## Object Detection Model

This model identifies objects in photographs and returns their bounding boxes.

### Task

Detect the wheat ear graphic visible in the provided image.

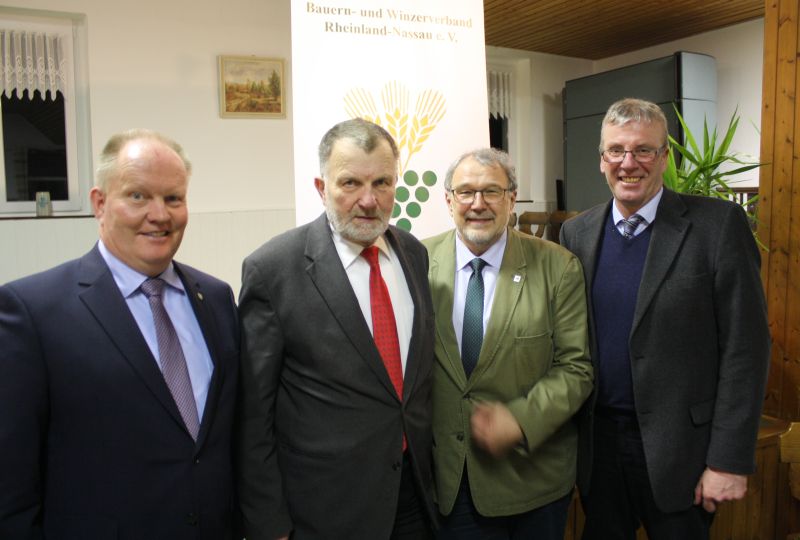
[343,88,381,126]
[381,82,410,159]
[404,89,446,173]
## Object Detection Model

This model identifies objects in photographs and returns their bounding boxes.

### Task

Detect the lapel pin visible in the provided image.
[513,274,522,283]
[197,292,204,301]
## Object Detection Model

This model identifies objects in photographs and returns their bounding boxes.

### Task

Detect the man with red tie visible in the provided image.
[237,118,437,539]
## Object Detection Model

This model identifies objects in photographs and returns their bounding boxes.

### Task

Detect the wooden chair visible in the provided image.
[507,212,518,229]
[781,421,800,540]
[548,210,580,244]
[517,211,549,238]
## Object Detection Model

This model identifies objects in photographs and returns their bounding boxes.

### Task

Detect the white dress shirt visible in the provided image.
[330,229,415,373]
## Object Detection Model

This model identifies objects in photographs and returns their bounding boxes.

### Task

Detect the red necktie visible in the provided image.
[361,246,406,451]
[361,246,404,398]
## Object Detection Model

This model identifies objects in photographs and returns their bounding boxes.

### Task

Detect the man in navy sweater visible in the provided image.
[560,98,770,540]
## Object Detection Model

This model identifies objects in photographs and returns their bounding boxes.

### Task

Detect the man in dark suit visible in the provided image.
[236,118,436,539]
[560,98,770,540]
[0,129,239,540]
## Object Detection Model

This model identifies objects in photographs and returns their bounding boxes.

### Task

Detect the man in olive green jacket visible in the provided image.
[423,148,592,539]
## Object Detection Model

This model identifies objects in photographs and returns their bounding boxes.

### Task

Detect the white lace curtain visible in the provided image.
[0,29,66,100]
[488,69,512,119]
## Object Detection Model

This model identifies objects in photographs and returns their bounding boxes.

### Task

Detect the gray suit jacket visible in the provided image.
[560,189,770,512]
[236,213,436,539]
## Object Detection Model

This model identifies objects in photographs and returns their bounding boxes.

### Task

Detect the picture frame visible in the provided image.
[218,55,285,118]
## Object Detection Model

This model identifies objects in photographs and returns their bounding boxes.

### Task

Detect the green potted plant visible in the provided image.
[663,104,761,203]
[662,105,764,245]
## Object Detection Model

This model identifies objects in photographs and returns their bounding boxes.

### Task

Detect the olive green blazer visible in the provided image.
[423,227,593,517]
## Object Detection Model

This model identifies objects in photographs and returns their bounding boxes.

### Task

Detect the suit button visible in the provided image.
[194,458,201,464]
[456,432,465,441]
[186,512,198,526]
[464,393,472,400]
[392,461,402,471]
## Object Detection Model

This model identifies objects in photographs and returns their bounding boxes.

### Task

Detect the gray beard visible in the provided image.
[325,206,389,246]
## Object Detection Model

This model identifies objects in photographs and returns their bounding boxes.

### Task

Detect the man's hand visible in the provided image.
[470,401,523,457]
[693,467,748,512]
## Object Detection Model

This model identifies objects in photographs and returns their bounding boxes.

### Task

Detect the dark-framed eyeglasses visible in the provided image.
[601,146,665,163]
[448,188,510,204]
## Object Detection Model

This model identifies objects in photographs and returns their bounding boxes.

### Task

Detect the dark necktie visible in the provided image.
[361,247,404,400]
[140,278,200,441]
[462,258,486,378]
[621,213,645,239]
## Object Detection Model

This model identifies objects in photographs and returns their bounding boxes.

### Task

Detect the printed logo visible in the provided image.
[344,81,446,231]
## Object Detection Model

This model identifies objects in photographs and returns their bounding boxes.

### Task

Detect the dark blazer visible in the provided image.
[0,245,240,540]
[236,213,436,540]
[560,189,770,513]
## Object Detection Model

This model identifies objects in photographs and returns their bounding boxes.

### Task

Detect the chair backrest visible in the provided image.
[508,212,518,229]
[517,211,549,238]
[548,210,581,243]
[780,421,800,500]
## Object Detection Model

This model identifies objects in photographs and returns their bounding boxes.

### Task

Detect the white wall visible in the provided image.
[486,47,591,210]
[0,6,765,293]
[487,18,765,211]
[0,0,297,295]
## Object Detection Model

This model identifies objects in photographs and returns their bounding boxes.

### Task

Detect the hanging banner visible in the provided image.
[291,0,489,237]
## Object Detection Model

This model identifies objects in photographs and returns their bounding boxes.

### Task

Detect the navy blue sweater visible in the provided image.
[592,213,652,411]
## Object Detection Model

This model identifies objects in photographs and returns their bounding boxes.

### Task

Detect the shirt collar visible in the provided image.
[97,240,185,298]
[455,227,507,271]
[611,187,663,226]
[329,225,391,269]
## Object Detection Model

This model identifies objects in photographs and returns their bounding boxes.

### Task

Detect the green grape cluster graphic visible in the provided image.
[393,169,438,232]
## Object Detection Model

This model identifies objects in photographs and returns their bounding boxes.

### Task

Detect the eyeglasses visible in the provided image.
[448,188,510,204]
[601,146,665,163]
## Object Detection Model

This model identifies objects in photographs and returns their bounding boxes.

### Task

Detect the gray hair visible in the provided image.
[95,129,192,190]
[444,148,518,191]
[318,118,399,178]
[599,98,668,151]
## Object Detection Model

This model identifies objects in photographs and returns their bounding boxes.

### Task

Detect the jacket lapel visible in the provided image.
[77,247,187,433]
[175,263,226,447]
[631,189,690,334]
[574,202,610,296]
[304,214,400,400]
[427,230,466,389]
[385,227,423,401]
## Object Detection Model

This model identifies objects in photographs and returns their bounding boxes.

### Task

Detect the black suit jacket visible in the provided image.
[236,213,436,539]
[0,246,239,539]
[560,189,770,512]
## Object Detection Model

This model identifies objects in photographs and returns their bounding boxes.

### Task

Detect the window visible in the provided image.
[487,69,511,152]
[0,8,91,215]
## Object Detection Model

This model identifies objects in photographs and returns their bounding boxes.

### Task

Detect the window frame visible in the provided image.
[0,8,92,216]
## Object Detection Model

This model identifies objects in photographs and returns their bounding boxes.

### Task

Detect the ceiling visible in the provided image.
[483,0,765,60]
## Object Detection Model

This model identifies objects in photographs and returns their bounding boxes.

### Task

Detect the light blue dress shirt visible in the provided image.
[98,241,214,421]
[611,187,663,236]
[452,228,508,354]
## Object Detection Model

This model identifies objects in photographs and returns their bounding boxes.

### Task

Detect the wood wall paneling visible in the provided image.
[760,0,800,535]
[760,0,799,421]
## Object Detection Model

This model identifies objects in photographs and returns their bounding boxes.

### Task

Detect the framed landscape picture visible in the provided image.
[218,55,285,118]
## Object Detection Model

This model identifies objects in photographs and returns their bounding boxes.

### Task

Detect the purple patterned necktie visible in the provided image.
[140,278,200,441]
[621,214,645,239]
